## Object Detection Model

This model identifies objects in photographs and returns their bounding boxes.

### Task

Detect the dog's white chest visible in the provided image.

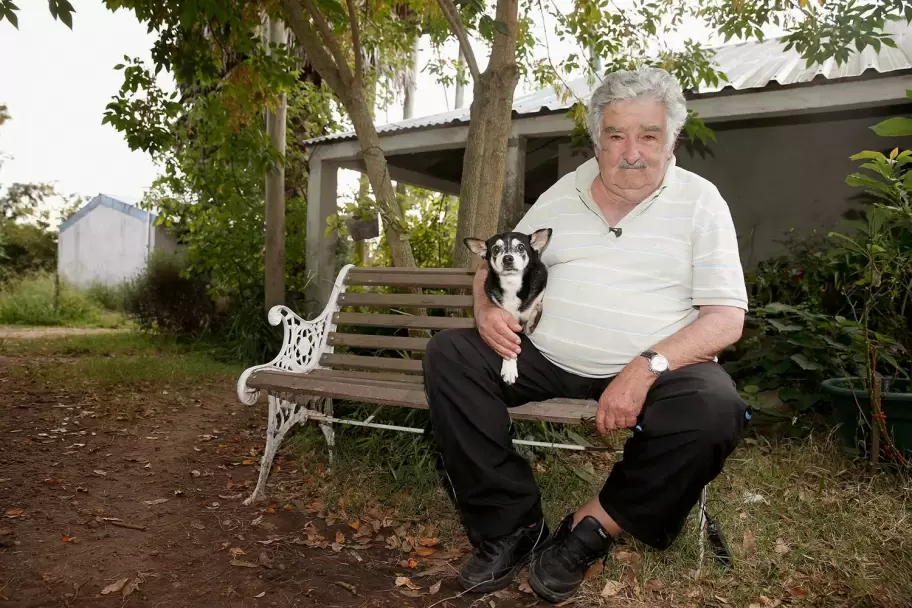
[499,275,524,317]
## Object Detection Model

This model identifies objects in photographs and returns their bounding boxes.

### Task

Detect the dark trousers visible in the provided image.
[422,328,750,550]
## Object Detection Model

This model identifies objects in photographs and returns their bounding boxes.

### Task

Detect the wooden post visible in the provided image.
[304,157,339,317]
[265,17,287,313]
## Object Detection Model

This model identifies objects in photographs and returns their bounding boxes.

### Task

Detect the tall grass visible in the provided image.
[0,272,125,327]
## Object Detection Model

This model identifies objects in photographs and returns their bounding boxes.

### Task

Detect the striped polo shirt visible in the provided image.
[513,155,748,378]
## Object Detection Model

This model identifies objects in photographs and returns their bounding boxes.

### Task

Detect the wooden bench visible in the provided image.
[236,264,730,569]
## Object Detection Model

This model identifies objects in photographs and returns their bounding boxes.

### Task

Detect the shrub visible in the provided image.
[123,250,217,338]
[85,282,128,312]
[0,272,103,326]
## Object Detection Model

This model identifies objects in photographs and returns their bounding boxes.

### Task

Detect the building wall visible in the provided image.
[554,108,912,268]
[58,204,154,288]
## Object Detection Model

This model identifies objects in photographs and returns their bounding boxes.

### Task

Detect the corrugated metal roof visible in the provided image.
[308,19,912,145]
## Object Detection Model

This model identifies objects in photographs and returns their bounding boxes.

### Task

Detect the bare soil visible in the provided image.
[0,327,127,340]
[0,356,546,608]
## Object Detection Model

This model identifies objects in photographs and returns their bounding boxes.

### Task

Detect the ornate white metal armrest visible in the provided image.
[236,264,354,405]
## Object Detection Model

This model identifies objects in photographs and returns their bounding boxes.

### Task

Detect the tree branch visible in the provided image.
[280,0,349,94]
[436,0,481,81]
[298,0,355,85]
[345,0,364,84]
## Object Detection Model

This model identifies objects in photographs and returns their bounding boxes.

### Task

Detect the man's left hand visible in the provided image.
[596,365,653,434]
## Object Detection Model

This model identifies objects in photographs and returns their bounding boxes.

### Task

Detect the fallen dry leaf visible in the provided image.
[93,470,107,476]
[4,509,25,519]
[645,579,665,593]
[395,576,420,590]
[787,586,809,599]
[254,591,265,598]
[429,580,442,595]
[775,538,790,555]
[143,498,169,506]
[415,546,435,557]
[229,547,247,557]
[600,580,625,597]
[334,581,357,595]
[100,578,129,595]
[335,530,345,544]
[122,577,142,598]
[518,581,533,594]
[230,559,258,568]
[742,529,756,556]
[348,520,360,531]
[283,504,295,512]
[585,561,604,579]
[264,504,276,514]
[418,537,439,547]
[61,535,75,543]
[242,458,256,465]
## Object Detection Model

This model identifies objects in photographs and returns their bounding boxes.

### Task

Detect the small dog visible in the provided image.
[464,228,552,385]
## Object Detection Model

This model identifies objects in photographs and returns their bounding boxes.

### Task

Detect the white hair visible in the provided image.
[587,67,688,151]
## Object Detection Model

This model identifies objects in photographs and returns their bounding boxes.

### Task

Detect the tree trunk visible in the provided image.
[451,0,520,268]
[345,88,418,268]
[265,17,287,311]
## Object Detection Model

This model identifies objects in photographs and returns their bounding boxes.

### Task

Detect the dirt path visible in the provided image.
[0,356,548,608]
[0,327,128,340]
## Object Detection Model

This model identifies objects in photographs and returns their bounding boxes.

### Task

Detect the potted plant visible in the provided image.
[821,120,912,465]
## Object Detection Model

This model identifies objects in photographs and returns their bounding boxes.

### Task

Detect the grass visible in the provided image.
[2,331,910,607]
[0,330,242,390]
[0,272,128,327]
[281,404,912,607]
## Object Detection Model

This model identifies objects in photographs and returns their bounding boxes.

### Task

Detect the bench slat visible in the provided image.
[348,267,475,275]
[309,369,424,384]
[332,312,474,330]
[247,372,598,424]
[346,271,474,289]
[320,353,423,373]
[339,293,473,309]
[327,332,429,351]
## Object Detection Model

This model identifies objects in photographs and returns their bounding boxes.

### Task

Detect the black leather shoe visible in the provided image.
[458,519,550,593]
[529,514,614,603]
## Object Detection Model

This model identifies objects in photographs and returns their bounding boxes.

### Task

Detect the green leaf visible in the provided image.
[871,116,912,137]
[493,19,509,36]
[766,318,802,332]
[790,353,823,371]
[849,150,885,161]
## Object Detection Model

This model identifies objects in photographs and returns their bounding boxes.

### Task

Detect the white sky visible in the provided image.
[0,0,781,217]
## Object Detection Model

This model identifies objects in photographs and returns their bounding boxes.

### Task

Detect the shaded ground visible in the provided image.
[1,332,911,608]
[0,353,521,608]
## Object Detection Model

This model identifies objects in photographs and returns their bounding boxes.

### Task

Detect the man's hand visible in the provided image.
[478,306,522,359]
[596,363,653,433]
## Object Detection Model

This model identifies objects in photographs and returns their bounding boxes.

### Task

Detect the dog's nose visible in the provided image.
[503,255,514,265]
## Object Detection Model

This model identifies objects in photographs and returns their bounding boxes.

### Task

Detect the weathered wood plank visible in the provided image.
[327,332,429,351]
[346,267,475,275]
[320,353,424,373]
[309,369,424,384]
[332,312,474,330]
[346,270,475,289]
[339,293,473,309]
[247,371,599,424]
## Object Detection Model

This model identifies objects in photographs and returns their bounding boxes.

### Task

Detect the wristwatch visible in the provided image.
[639,350,669,377]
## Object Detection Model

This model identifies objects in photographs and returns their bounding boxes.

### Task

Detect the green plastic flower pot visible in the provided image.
[821,377,912,460]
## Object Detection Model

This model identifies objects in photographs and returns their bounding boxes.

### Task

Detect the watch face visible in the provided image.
[651,354,669,372]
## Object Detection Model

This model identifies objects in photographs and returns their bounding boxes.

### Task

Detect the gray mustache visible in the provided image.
[618,160,648,169]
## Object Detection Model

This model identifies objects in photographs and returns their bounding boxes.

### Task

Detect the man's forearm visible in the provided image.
[622,306,744,383]
[472,265,493,320]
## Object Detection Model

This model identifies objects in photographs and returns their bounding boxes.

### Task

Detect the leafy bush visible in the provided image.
[85,282,128,312]
[0,221,57,284]
[123,250,217,338]
[0,272,104,326]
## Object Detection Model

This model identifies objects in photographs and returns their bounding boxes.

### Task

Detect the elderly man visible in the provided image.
[421,67,750,604]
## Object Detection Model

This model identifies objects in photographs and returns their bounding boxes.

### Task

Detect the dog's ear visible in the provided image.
[463,237,488,259]
[530,228,552,253]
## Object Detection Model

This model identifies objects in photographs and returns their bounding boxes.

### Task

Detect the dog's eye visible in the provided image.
[492,246,501,254]
[516,244,525,252]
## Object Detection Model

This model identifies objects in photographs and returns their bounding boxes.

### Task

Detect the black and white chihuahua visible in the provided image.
[464,228,552,385]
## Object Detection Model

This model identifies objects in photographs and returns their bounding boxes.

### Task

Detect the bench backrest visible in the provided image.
[320,266,476,378]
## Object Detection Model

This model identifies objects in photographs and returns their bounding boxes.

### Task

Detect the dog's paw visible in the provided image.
[501,358,519,385]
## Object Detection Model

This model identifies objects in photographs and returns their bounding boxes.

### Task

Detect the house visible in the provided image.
[57,193,179,288]
[300,20,912,312]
